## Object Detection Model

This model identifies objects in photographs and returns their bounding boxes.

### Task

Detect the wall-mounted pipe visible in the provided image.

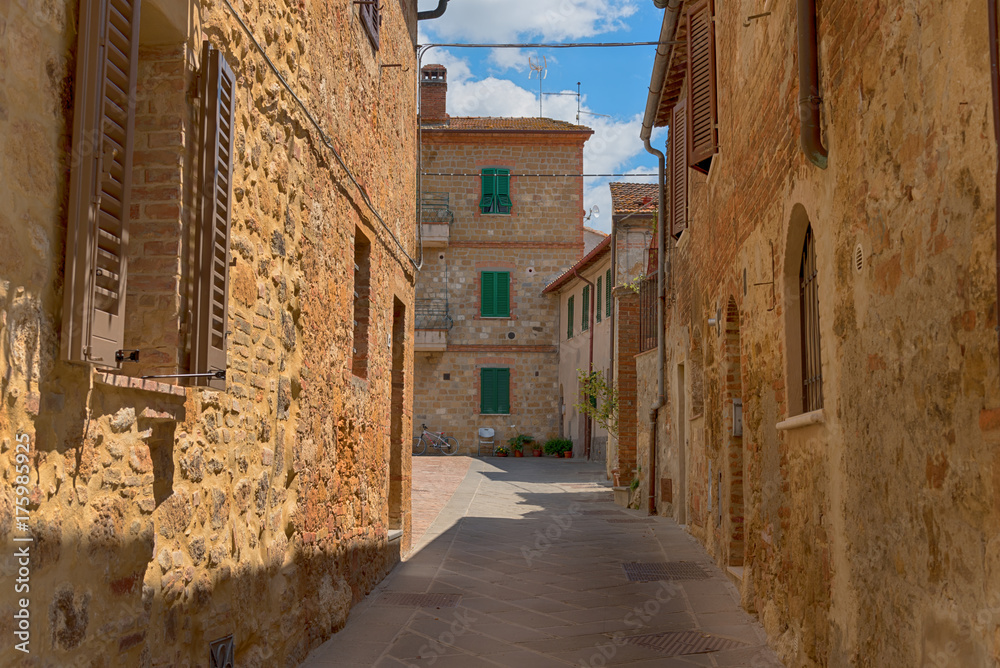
[797,0,828,168]
[989,0,1000,383]
[643,138,666,516]
[418,0,449,21]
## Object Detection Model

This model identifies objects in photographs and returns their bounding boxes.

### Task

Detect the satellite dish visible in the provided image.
[591,205,600,219]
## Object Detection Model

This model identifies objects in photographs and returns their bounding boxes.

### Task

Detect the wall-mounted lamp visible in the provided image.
[706,306,722,336]
[584,205,600,222]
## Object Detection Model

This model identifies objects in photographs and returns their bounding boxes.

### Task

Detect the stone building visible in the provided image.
[0,0,421,664]
[543,235,612,460]
[630,1,1000,666]
[413,65,592,452]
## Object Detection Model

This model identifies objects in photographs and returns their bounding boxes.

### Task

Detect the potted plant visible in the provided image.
[543,438,573,458]
[507,434,531,458]
[531,442,543,457]
[495,445,509,457]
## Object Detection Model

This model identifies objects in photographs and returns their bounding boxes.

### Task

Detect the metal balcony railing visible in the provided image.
[415,298,453,330]
[420,192,454,224]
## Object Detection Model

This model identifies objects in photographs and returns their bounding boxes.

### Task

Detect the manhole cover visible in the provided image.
[581,509,626,515]
[375,592,461,607]
[579,496,614,502]
[605,518,655,524]
[621,562,709,581]
[623,631,747,656]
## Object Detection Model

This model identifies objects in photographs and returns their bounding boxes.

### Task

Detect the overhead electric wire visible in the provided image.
[418,41,682,51]
[222,0,421,273]
[421,173,660,178]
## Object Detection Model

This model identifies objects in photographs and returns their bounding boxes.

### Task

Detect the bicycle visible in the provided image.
[412,424,460,456]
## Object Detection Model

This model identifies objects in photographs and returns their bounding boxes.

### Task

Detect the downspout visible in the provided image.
[574,269,596,460]
[639,0,681,515]
[989,0,1000,380]
[417,0,449,21]
[797,0,828,168]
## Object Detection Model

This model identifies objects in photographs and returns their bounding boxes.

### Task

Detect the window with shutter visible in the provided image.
[686,0,719,173]
[480,168,512,214]
[670,101,689,239]
[192,42,236,389]
[567,296,575,339]
[799,225,823,412]
[360,0,382,50]
[596,276,602,323]
[61,0,141,367]
[581,285,590,332]
[480,271,510,317]
[480,368,510,414]
[605,268,612,317]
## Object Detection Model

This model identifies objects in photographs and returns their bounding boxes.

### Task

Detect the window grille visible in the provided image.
[799,225,823,412]
[639,277,657,353]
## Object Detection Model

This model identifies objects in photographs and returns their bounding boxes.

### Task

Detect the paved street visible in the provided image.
[302,457,785,667]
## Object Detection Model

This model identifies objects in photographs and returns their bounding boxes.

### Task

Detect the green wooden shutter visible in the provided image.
[479,169,496,212]
[496,170,512,209]
[596,276,602,323]
[567,296,574,339]
[481,271,496,316]
[605,269,612,317]
[496,271,510,317]
[481,368,496,413]
[497,368,510,414]
[581,285,590,331]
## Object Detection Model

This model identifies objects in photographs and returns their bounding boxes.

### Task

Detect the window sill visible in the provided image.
[776,408,824,431]
[480,413,511,416]
[95,371,187,399]
[388,529,403,543]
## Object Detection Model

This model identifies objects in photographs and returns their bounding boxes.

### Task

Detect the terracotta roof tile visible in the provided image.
[434,117,592,132]
[609,182,661,215]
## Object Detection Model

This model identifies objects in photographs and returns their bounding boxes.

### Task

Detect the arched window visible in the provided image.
[799,225,823,412]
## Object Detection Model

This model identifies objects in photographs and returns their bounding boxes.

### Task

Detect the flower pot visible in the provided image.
[563,451,572,458]
[514,451,524,457]
[496,452,507,457]
[532,449,542,457]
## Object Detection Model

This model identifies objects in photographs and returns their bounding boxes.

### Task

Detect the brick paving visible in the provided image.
[410,455,472,550]
[303,458,785,667]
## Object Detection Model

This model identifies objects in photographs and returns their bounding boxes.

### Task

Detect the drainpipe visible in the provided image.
[989,0,1000,380]
[574,269,596,460]
[417,0,449,20]
[797,0,828,168]
[639,0,680,515]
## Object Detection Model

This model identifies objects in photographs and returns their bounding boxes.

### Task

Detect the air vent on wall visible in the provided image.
[854,243,864,273]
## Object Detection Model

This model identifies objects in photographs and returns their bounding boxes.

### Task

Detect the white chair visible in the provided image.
[477,428,495,457]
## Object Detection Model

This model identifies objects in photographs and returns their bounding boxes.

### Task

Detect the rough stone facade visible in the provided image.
[0,0,417,664]
[414,67,592,452]
[633,1,1000,667]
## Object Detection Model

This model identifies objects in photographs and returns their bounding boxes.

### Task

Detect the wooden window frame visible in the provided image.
[670,100,689,239]
[605,268,612,317]
[480,367,511,415]
[360,0,382,50]
[596,276,602,323]
[480,271,511,318]
[686,0,719,173]
[567,295,575,339]
[581,285,590,332]
[479,168,512,215]
[799,225,823,412]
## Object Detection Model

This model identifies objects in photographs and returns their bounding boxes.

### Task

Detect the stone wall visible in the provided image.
[0,0,417,665]
[641,0,1000,666]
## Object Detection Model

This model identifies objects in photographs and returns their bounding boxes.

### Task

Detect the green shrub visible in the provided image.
[506,433,532,452]
[543,438,573,455]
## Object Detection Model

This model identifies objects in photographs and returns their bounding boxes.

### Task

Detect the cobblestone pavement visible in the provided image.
[302,458,785,667]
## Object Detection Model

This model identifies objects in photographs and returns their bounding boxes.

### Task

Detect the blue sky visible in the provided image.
[417,0,668,233]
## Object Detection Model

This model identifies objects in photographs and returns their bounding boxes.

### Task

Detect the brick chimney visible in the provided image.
[420,65,449,124]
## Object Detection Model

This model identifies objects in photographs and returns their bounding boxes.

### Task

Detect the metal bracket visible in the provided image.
[116,349,140,364]
[141,370,226,380]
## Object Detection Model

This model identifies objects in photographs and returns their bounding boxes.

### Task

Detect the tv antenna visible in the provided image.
[543,82,614,125]
[528,55,547,117]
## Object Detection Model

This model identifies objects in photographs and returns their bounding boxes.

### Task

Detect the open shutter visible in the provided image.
[61,0,141,367]
[360,0,382,50]
[495,271,510,317]
[496,368,510,414]
[686,0,719,172]
[479,169,496,212]
[596,276,602,323]
[605,269,612,317]
[567,296,574,339]
[193,42,236,389]
[581,285,590,331]
[496,170,512,209]
[481,368,496,413]
[481,271,496,316]
[670,100,689,238]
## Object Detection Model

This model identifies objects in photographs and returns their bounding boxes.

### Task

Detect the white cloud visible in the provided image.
[418,0,638,43]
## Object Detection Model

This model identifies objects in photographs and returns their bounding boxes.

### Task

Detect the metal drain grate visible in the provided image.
[623,631,747,657]
[582,509,626,515]
[376,592,462,608]
[605,518,655,523]
[621,562,709,581]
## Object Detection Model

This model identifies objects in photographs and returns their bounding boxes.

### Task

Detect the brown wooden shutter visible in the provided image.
[669,100,689,238]
[61,0,141,367]
[361,1,382,50]
[193,42,236,389]
[686,0,719,173]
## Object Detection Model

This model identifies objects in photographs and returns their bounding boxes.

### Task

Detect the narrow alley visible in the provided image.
[303,458,785,667]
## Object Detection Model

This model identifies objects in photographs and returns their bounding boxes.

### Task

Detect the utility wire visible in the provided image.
[421,173,660,178]
[222,0,421,272]
[419,41,682,50]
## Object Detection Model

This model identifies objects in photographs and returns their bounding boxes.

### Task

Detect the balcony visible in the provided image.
[420,192,453,248]
[415,298,452,352]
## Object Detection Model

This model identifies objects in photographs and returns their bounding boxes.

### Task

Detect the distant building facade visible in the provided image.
[413,65,592,451]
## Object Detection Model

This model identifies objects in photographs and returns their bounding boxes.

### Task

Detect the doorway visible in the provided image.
[724,298,744,567]
[388,298,405,531]
[676,363,687,524]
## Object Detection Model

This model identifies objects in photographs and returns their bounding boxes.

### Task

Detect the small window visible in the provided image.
[581,285,590,332]
[480,271,510,317]
[352,229,372,378]
[567,296,574,339]
[480,368,510,414]
[605,268,612,317]
[479,169,512,214]
[800,225,823,411]
[360,0,382,50]
[596,276,603,323]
